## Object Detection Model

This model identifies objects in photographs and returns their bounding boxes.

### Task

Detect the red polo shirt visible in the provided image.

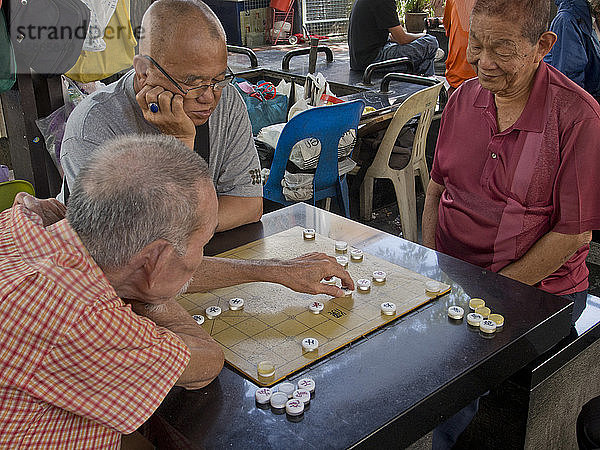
[431,62,600,295]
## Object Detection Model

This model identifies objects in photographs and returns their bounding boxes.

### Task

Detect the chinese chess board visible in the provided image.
[176,227,450,386]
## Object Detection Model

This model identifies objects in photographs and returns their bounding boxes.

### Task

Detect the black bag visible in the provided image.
[9,0,90,75]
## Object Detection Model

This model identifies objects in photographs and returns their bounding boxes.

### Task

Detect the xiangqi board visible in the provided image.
[176,227,450,386]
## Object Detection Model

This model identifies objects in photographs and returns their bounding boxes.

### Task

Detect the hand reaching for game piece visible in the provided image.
[13,192,66,227]
[277,252,355,297]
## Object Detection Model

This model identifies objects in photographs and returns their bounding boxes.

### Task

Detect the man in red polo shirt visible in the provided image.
[424,2,600,447]
[424,0,600,322]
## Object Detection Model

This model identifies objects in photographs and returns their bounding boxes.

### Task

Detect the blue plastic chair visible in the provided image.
[263,99,365,217]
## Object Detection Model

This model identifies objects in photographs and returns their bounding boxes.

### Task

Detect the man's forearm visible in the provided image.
[187,252,354,297]
[422,181,444,248]
[128,298,224,390]
[499,230,592,286]
[216,195,263,232]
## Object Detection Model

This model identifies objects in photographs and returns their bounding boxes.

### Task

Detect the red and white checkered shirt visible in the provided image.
[0,205,191,449]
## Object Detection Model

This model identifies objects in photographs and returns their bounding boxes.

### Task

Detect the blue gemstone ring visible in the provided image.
[149,102,159,113]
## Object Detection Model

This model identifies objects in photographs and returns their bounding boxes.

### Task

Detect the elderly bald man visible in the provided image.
[59,0,262,232]
[1,134,353,448]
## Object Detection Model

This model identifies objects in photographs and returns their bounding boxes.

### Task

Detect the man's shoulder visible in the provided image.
[65,71,143,139]
[546,63,600,120]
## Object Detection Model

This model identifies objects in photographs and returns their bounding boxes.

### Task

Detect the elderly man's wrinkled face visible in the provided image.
[151,181,219,301]
[145,34,229,126]
[467,14,540,96]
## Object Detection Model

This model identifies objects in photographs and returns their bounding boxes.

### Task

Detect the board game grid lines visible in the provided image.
[177,227,450,386]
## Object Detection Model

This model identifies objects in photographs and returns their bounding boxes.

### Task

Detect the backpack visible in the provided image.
[9,0,91,75]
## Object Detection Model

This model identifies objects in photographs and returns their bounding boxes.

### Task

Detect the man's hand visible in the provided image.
[13,192,66,226]
[136,84,196,150]
[276,252,355,297]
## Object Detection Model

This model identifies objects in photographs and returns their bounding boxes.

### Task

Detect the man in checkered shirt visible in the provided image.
[0,134,353,448]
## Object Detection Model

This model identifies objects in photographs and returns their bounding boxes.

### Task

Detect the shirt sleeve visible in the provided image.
[30,300,190,434]
[552,116,600,234]
[545,14,588,88]
[373,0,400,31]
[213,88,263,197]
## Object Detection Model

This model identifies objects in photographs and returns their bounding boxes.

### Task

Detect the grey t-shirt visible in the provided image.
[59,70,262,202]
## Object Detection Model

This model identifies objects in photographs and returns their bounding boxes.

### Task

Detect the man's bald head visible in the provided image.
[139,0,226,60]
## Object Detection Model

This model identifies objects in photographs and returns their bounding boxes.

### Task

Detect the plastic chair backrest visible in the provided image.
[264,100,365,207]
[370,83,442,175]
[0,180,35,212]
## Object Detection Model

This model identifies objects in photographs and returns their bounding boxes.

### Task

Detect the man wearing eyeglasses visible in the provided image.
[59,0,263,232]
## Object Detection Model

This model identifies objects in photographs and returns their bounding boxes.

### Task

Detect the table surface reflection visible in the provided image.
[145,204,572,449]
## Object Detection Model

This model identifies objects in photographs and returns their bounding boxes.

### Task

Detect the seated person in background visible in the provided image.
[436,0,477,95]
[1,134,353,448]
[59,0,262,232]
[545,0,600,102]
[348,0,439,75]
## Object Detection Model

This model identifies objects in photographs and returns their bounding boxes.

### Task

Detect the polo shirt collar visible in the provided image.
[471,62,549,133]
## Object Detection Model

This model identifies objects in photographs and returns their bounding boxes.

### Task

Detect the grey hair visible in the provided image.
[66,134,211,269]
[472,0,550,44]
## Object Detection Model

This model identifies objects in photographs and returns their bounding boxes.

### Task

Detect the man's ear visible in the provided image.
[135,239,175,292]
[132,55,150,85]
[536,31,557,62]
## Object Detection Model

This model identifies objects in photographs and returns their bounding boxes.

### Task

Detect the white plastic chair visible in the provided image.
[359,82,443,242]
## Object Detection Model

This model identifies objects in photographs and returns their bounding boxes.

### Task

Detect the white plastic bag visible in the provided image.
[80,0,119,52]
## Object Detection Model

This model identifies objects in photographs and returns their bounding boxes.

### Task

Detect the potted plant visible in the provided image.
[404,0,430,33]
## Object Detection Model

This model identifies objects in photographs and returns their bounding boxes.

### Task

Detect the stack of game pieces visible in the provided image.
[255,377,317,422]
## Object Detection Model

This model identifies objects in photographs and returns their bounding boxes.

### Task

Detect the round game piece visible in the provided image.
[336,255,349,269]
[309,301,324,314]
[297,378,316,394]
[447,305,465,320]
[381,302,397,316]
[488,313,504,327]
[302,337,319,352]
[192,314,205,325]
[335,240,348,254]
[469,298,485,310]
[372,270,387,283]
[480,319,497,334]
[293,389,311,405]
[257,360,276,378]
[466,312,484,327]
[205,306,221,319]
[228,297,244,311]
[475,306,491,319]
[286,398,304,416]
[321,276,337,285]
[303,228,316,240]
[278,382,296,398]
[350,248,364,262]
[341,286,353,297]
[270,391,288,409]
[357,278,371,292]
[255,387,272,404]
[425,280,441,294]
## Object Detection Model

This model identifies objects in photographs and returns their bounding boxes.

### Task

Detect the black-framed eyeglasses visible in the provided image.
[142,55,235,96]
